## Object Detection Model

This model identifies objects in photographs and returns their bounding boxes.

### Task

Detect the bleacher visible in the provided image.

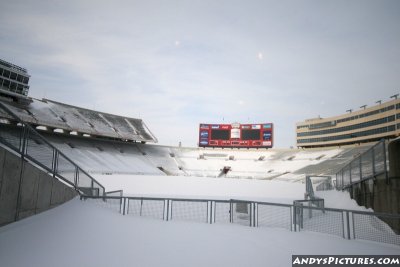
[137,144,185,175]
[0,96,376,182]
[0,119,371,182]
[169,147,356,180]
[44,133,163,175]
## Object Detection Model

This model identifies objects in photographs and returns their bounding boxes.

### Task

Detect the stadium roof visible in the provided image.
[0,98,157,143]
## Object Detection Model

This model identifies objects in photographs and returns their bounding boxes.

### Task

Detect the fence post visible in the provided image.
[346,211,351,240]
[52,149,58,179]
[74,166,78,190]
[299,204,303,229]
[252,202,256,227]
[166,200,170,221]
[209,201,213,224]
[140,198,143,216]
[352,212,356,239]
[289,206,293,232]
[255,203,258,227]
[90,179,94,196]
[335,173,338,189]
[230,201,233,223]
[293,205,297,232]
[249,202,252,227]
[123,197,126,215]
[382,140,389,184]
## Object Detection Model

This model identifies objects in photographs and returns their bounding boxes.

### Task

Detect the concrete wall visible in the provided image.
[0,146,77,226]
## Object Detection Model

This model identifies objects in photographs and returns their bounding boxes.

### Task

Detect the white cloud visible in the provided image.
[1,0,399,147]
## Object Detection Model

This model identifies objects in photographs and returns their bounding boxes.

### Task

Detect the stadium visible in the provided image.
[0,55,399,266]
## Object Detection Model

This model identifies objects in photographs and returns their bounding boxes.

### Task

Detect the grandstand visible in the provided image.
[0,86,398,249]
[0,95,377,181]
[1,91,400,267]
[0,120,374,181]
[0,93,390,188]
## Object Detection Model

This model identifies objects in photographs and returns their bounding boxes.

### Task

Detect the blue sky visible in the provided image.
[1,0,399,147]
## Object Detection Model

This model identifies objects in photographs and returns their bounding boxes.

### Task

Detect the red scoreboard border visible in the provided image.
[198,123,273,148]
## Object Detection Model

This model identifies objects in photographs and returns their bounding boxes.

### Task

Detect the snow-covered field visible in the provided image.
[94,174,306,203]
[93,174,369,210]
[0,198,398,267]
[1,174,398,267]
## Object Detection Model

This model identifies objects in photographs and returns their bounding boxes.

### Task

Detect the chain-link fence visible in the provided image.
[127,197,166,220]
[336,140,388,190]
[257,202,292,231]
[170,199,209,223]
[231,200,253,226]
[213,200,231,224]
[0,123,23,151]
[295,205,345,239]
[306,176,333,199]
[352,211,400,246]
[80,195,400,246]
[81,196,123,214]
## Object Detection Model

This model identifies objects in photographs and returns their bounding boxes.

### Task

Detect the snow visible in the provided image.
[94,174,306,203]
[0,198,398,267]
[93,174,372,211]
[44,133,364,180]
[173,147,345,180]
[1,158,398,267]
[316,190,372,211]
[3,98,157,142]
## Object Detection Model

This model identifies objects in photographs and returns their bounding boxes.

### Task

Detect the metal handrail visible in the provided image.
[81,195,400,217]
[0,100,105,196]
[81,194,400,245]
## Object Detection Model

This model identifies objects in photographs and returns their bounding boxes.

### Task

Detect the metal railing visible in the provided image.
[336,140,388,190]
[105,190,123,197]
[81,195,400,246]
[306,176,333,198]
[0,101,105,196]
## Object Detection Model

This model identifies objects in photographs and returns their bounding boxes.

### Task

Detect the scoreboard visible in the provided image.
[198,123,273,148]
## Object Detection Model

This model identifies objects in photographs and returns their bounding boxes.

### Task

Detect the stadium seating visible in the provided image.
[0,119,379,182]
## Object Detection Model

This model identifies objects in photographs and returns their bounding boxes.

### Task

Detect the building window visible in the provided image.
[297,125,395,144]
[297,115,396,137]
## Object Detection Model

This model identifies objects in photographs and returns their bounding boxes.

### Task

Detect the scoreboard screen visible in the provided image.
[199,123,273,148]
[211,129,230,140]
[242,129,261,140]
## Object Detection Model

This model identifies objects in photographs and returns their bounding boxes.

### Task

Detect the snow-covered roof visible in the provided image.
[0,98,157,143]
